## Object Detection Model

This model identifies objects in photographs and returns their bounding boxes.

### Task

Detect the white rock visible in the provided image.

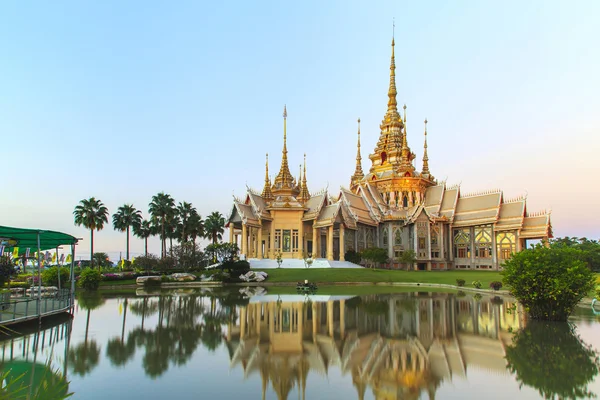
[136,276,162,284]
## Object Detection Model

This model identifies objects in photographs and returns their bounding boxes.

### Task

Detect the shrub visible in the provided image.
[473,293,482,301]
[456,279,466,287]
[345,250,361,264]
[360,247,389,269]
[41,267,70,287]
[78,268,103,291]
[472,280,482,289]
[489,281,503,291]
[102,272,138,281]
[503,245,595,321]
[9,281,31,289]
[221,260,250,275]
[157,256,176,272]
[133,255,159,273]
[0,256,16,287]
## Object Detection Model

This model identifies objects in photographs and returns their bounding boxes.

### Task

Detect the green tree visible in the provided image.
[73,197,109,269]
[503,244,595,321]
[112,204,142,261]
[69,291,105,377]
[506,322,600,399]
[397,249,417,271]
[360,247,388,269]
[134,219,154,257]
[175,201,196,243]
[204,211,225,244]
[149,192,176,258]
[92,252,112,269]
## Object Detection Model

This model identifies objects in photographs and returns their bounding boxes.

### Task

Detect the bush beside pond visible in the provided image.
[503,245,596,321]
[42,267,71,287]
[78,268,103,291]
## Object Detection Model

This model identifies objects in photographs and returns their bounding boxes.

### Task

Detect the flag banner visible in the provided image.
[77,260,81,267]
[66,254,72,263]
[60,254,65,263]
[0,245,4,256]
[45,251,51,262]
[25,248,31,258]
[23,258,28,267]
[52,253,57,263]
[131,257,135,265]
[12,247,19,258]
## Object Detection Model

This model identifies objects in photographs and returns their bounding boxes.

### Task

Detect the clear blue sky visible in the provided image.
[1,1,599,260]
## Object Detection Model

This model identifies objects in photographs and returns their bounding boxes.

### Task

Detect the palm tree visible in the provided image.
[188,212,204,263]
[204,211,225,244]
[73,197,109,269]
[176,202,197,243]
[148,192,176,258]
[112,204,142,260]
[134,219,154,257]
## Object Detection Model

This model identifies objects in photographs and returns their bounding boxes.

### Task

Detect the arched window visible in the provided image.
[381,152,387,164]
[394,229,402,245]
[382,227,389,246]
[403,195,408,208]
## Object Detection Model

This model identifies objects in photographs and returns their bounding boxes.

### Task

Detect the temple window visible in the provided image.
[453,228,471,258]
[292,230,299,253]
[496,232,516,259]
[475,226,493,258]
[275,230,282,250]
[282,230,291,252]
[403,195,408,208]
[366,229,374,248]
[394,229,402,245]
[381,152,387,164]
[382,227,389,246]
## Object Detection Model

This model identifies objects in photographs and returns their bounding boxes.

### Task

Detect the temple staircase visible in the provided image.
[248,258,363,269]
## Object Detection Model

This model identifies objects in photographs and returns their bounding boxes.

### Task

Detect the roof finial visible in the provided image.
[299,153,311,202]
[386,30,398,116]
[261,153,274,200]
[273,105,295,191]
[351,118,365,190]
[422,118,430,175]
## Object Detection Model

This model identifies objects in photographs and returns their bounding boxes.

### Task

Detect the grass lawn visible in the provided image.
[264,285,458,296]
[256,269,503,288]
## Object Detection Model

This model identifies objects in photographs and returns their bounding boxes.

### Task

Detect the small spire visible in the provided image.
[386,35,398,116]
[422,119,430,175]
[262,153,274,200]
[299,153,311,202]
[351,118,365,190]
[273,105,295,190]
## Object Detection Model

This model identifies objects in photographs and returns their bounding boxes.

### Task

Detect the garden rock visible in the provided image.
[239,271,268,282]
[169,273,196,282]
[136,276,162,285]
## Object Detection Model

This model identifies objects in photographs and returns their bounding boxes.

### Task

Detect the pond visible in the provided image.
[1,288,599,399]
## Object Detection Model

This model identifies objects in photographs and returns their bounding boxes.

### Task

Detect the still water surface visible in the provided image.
[1,289,599,400]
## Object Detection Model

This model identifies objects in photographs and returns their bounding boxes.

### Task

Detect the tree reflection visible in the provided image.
[106,298,136,367]
[68,292,105,377]
[506,322,600,399]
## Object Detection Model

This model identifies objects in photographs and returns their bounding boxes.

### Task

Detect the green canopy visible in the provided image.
[0,225,78,254]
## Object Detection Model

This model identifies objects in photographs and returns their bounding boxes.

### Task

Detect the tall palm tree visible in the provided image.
[148,192,176,258]
[112,204,142,260]
[204,211,225,244]
[176,201,197,243]
[73,197,109,269]
[188,212,204,262]
[134,219,154,257]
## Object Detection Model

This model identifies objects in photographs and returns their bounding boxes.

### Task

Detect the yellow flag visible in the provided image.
[12,247,19,258]
[131,257,135,265]
[119,303,123,315]
[66,254,72,263]
[52,253,57,263]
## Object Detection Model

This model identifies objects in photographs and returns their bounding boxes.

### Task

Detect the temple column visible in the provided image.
[388,225,394,258]
[390,191,395,208]
[229,226,234,243]
[409,191,414,207]
[327,225,334,261]
[270,223,275,259]
[298,221,304,258]
[258,226,263,259]
[312,225,318,258]
[241,224,247,257]
[340,224,345,261]
[492,229,498,270]
[240,306,247,339]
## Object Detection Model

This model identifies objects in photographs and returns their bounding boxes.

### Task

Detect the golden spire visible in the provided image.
[422,118,430,175]
[386,34,398,116]
[273,104,295,190]
[401,105,409,155]
[299,154,311,202]
[262,153,274,200]
[352,118,364,184]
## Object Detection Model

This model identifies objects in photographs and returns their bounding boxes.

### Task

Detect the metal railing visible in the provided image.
[0,289,72,324]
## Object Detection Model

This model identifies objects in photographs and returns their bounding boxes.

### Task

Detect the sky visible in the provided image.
[1,1,599,261]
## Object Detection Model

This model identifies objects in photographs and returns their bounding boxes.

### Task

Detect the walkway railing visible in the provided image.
[0,289,72,325]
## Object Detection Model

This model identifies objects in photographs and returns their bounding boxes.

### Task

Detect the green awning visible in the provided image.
[0,225,78,254]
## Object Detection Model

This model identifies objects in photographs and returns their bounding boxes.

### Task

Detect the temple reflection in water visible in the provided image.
[225,293,525,400]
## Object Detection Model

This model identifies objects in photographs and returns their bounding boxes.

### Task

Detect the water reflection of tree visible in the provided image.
[68,292,105,377]
[106,299,136,367]
[505,322,600,399]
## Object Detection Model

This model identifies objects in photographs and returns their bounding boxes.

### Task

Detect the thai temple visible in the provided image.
[226,36,552,271]
[226,293,525,400]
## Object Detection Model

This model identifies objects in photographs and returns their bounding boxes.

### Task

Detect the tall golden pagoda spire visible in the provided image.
[273,105,295,191]
[299,154,310,202]
[351,118,365,190]
[386,24,399,117]
[401,104,409,158]
[262,153,274,200]
[422,118,430,175]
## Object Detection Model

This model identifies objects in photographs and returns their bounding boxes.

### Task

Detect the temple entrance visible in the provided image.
[320,234,327,258]
[307,240,313,256]
[418,263,426,271]
[333,237,340,260]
